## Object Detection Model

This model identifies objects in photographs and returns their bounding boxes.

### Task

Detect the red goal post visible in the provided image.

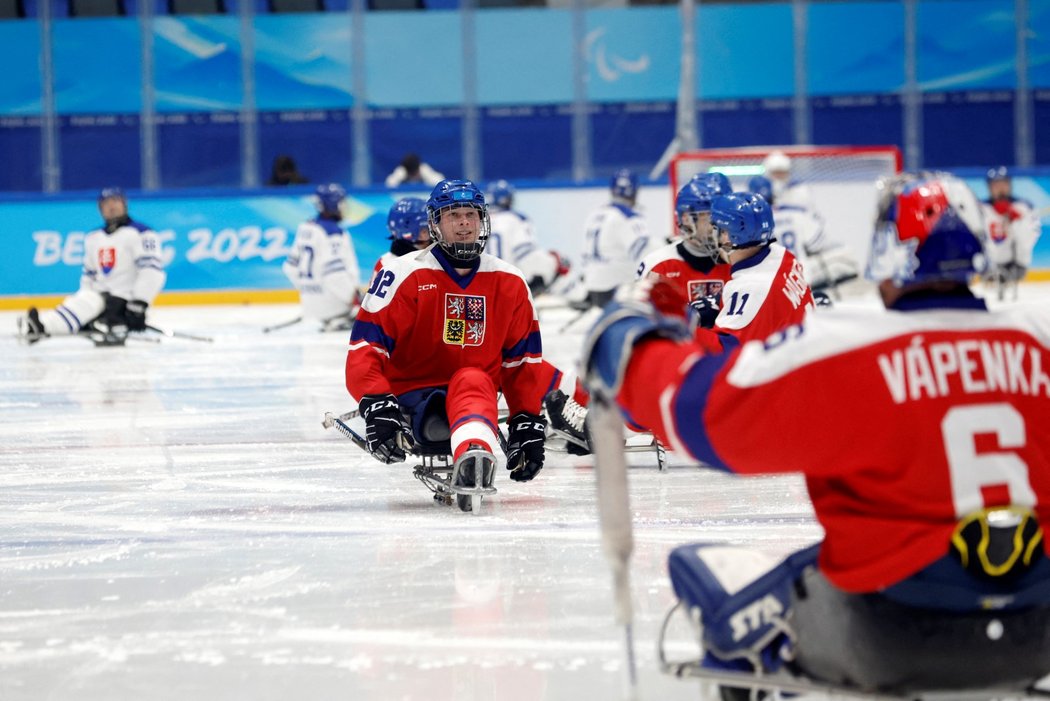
[669,145,903,197]
[668,145,904,268]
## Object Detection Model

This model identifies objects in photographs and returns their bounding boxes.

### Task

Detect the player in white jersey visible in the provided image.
[580,169,653,308]
[485,180,566,296]
[18,187,166,345]
[982,166,1042,291]
[282,183,362,332]
[749,174,858,293]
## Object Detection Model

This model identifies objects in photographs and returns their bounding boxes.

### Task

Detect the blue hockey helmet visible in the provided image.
[690,171,732,197]
[610,169,638,202]
[986,166,1010,183]
[487,179,515,210]
[710,192,775,249]
[387,197,429,242]
[315,183,347,216]
[675,181,722,258]
[98,186,126,203]
[748,175,774,204]
[426,179,490,263]
[867,174,986,286]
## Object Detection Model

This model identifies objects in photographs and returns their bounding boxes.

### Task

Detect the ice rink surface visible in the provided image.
[2,282,1049,701]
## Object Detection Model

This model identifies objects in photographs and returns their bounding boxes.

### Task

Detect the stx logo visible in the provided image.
[728,594,784,641]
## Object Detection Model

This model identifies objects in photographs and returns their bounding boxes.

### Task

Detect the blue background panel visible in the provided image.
[157,115,241,188]
[369,109,463,181]
[1031,2,1050,89]
[591,103,674,174]
[153,18,244,113]
[807,2,904,96]
[254,15,353,111]
[53,19,142,115]
[480,107,572,181]
[0,23,41,116]
[922,92,1014,168]
[59,116,141,192]
[584,7,679,103]
[0,122,43,193]
[811,95,903,148]
[258,110,353,186]
[700,101,794,149]
[477,10,574,106]
[698,3,794,100]
[917,0,1016,91]
[363,13,462,108]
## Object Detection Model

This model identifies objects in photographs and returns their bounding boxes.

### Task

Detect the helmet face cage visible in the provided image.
[426,179,490,263]
[675,182,721,258]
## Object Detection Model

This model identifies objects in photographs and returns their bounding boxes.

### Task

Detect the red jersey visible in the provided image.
[637,241,733,303]
[714,243,814,343]
[619,298,1050,593]
[346,246,546,415]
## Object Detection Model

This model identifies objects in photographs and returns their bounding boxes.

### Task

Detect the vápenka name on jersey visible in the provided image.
[877,336,1050,403]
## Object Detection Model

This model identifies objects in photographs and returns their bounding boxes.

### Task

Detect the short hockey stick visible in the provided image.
[262,316,303,334]
[145,324,214,343]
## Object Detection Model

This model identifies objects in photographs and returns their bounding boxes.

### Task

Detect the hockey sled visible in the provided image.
[657,542,1050,701]
[545,421,668,470]
[322,410,498,515]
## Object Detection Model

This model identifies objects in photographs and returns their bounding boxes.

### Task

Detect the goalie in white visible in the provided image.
[282,183,363,332]
[18,187,166,345]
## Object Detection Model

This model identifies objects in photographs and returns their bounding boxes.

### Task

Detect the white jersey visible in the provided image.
[581,202,652,293]
[488,208,558,287]
[283,217,361,321]
[81,220,166,303]
[982,198,1041,269]
[773,203,858,290]
[38,218,166,335]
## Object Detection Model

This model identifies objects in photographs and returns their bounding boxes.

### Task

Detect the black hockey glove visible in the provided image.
[125,299,148,331]
[506,412,546,482]
[358,393,414,464]
[688,293,721,329]
[101,294,128,327]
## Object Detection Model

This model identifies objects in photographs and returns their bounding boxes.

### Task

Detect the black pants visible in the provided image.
[790,570,1050,692]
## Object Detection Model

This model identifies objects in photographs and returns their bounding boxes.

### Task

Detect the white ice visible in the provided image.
[2,282,1048,701]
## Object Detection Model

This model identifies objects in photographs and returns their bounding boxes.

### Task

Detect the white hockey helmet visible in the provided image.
[762,150,791,178]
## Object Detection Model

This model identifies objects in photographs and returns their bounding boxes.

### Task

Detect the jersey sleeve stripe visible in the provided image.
[502,330,542,361]
[672,350,735,471]
[349,320,396,354]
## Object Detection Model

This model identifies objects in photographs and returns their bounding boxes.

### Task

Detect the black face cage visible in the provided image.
[429,204,491,262]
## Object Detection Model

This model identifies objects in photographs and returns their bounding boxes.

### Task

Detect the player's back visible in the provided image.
[713,243,812,342]
[487,208,533,263]
[695,304,1050,592]
[582,203,650,293]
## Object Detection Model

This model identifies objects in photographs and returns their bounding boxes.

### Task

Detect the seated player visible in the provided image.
[282,183,362,332]
[583,172,1050,692]
[345,180,548,511]
[486,180,569,296]
[982,166,1042,290]
[18,187,166,346]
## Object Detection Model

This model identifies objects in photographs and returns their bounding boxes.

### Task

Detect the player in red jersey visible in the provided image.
[706,192,814,343]
[583,173,1050,690]
[346,180,548,509]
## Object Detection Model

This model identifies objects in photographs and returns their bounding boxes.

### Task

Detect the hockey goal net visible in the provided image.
[669,145,903,265]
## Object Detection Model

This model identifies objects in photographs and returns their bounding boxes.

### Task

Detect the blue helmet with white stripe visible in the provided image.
[427,179,491,263]
[711,192,775,249]
[315,183,347,217]
[387,197,429,242]
[610,169,638,203]
[98,186,126,203]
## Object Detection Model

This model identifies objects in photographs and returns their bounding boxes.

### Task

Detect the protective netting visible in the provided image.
[670,146,902,194]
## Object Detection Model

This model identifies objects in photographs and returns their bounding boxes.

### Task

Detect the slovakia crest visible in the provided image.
[688,279,724,301]
[99,247,117,274]
[444,293,486,346]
